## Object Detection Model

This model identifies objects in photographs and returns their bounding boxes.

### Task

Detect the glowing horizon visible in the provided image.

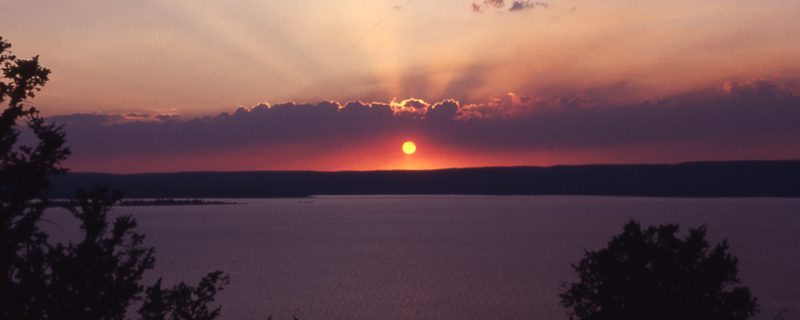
[3,1,800,172]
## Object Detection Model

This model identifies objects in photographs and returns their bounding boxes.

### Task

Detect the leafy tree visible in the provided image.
[0,34,65,320]
[47,188,155,319]
[0,36,228,320]
[140,271,230,320]
[561,220,759,320]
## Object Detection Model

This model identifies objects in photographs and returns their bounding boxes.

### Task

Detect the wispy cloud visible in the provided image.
[509,1,549,11]
[393,0,413,10]
[472,0,505,12]
[472,0,548,12]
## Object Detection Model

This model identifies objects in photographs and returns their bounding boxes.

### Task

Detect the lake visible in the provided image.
[43,196,800,320]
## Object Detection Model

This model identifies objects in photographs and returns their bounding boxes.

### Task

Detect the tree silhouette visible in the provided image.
[140,271,230,320]
[561,220,759,320]
[0,36,228,320]
[47,188,155,319]
[0,34,65,320]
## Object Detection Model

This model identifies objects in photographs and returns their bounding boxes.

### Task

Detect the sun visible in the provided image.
[402,141,417,155]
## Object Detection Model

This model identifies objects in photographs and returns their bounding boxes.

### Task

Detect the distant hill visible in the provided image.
[50,160,800,198]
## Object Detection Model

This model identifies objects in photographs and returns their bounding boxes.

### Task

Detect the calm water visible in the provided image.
[44,196,800,320]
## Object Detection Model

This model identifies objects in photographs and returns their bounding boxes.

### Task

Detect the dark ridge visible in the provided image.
[49,160,800,198]
[47,199,237,207]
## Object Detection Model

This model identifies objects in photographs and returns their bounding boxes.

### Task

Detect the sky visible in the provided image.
[2,0,800,172]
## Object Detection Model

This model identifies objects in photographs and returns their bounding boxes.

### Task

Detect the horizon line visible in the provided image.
[64,159,800,175]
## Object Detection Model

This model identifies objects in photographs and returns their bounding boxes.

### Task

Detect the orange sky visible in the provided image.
[3,1,800,172]
[3,0,799,116]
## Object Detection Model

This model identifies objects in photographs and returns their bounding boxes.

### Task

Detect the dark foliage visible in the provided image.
[0,36,228,320]
[140,271,230,320]
[47,188,155,319]
[561,220,759,320]
[0,34,65,320]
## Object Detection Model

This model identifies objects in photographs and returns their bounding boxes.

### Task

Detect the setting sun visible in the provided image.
[1,3,798,319]
[402,141,416,155]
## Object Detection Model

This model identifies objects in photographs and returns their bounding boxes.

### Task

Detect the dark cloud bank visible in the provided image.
[47,78,800,172]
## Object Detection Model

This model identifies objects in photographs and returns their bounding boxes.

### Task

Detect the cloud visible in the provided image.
[485,0,505,7]
[472,3,483,12]
[393,0,413,10]
[723,78,795,102]
[427,99,460,121]
[472,0,548,12]
[45,78,800,172]
[509,1,549,11]
[471,0,505,12]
